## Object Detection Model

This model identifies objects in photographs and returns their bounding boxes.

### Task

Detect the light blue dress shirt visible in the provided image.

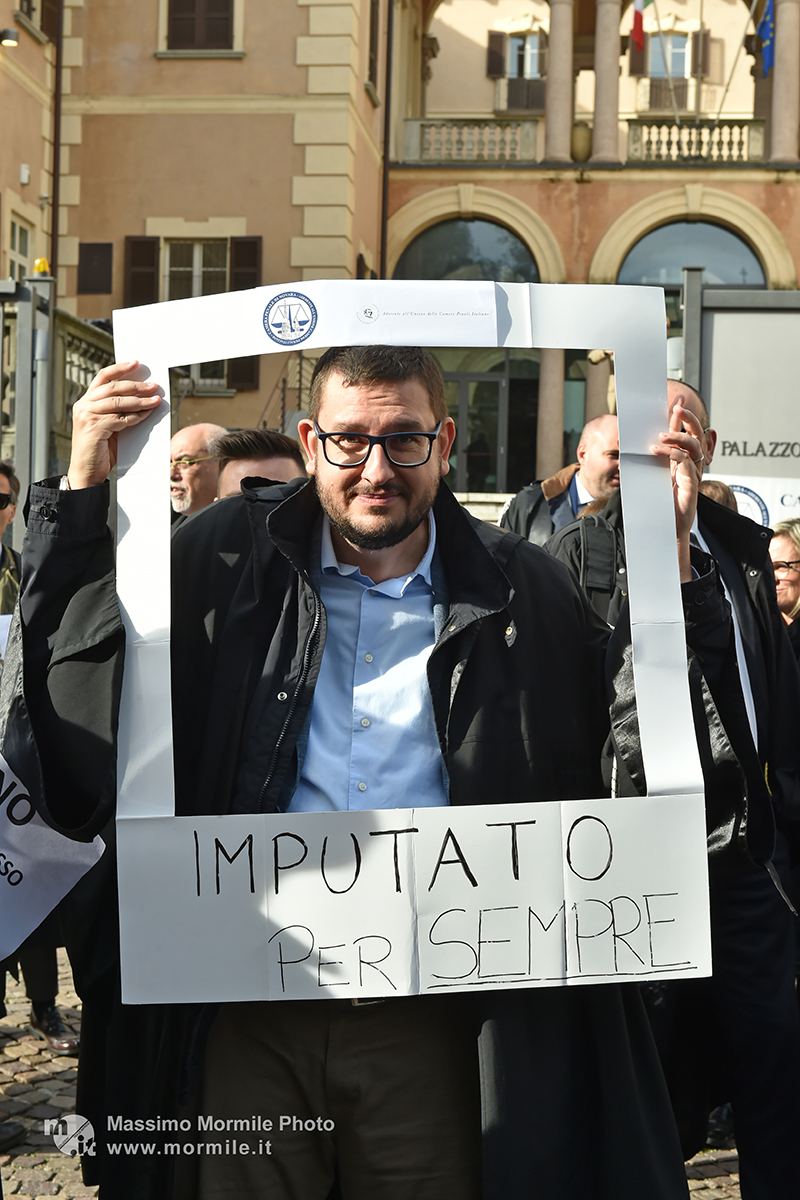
[288,512,448,813]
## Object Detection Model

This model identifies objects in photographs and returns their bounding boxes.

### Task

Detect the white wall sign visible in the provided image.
[112,280,711,1004]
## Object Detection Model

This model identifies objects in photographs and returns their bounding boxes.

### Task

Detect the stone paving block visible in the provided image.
[23,1105,61,1120]
[0,1100,29,1116]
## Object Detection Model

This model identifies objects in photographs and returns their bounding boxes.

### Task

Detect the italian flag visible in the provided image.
[632,0,653,51]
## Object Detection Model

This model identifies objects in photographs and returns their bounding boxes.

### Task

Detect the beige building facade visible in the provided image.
[2,0,799,488]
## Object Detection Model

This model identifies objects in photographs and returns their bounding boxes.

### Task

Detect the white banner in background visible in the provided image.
[0,750,104,959]
[112,280,711,1004]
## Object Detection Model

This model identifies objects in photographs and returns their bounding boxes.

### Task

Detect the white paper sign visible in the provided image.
[0,750,104,959]
[116,797,709,1004]
[112,280,710,1004]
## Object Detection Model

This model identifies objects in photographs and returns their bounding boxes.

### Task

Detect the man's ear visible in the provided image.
[297,419,317,476]
[438,418,456,477]
[704,428,717,469]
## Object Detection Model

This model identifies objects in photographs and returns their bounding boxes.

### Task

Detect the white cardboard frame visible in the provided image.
[112,280,710,1004]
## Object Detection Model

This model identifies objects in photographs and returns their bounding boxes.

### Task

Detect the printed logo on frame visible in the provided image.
[729,484,769,526]
[263,292,318,346]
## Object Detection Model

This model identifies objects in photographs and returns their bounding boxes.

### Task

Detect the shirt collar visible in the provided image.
[320,509,436,589]
[574,473,597,508]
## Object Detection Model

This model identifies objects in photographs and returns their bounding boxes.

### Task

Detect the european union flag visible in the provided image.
[757,0,775,77]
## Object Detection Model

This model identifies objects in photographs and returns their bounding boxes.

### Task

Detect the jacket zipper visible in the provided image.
[256,589,322,813]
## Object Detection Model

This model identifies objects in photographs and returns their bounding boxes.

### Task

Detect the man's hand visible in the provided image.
[68,362,162,489]
[652,403,704,582]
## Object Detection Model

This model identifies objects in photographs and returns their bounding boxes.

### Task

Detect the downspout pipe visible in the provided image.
[379,0,395,280]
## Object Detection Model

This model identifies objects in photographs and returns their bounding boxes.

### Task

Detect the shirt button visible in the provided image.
[364,653,373,663]
[357,781,367,792]
[370,589,377,596]
[361,717,370,727]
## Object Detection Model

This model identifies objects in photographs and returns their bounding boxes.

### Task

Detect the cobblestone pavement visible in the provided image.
[1,952,741,1198]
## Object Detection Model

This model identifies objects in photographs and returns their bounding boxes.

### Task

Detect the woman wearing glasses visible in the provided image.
[769,518,800,663]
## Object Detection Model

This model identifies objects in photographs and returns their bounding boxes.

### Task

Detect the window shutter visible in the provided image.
[227,237,261,391]
[78,244,113,295]
[40,0,59,40]
[538,30,549,77]
[227,356,260,391]
[124,237,160,307]
[691,28,711,78]
[487,32,507,79]
[629,38,646,77]
[204,0,233,48]
[708,37,725,86]
[229,237,262,292]
[168,0,197,50]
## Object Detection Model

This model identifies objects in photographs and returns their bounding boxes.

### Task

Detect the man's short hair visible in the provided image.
[209,428,306,476]
[698,479,738,512]
[308,346,447,424]
[0,461,20,504]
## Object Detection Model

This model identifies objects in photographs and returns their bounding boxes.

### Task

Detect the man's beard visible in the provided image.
[170,488,191,514]
[315,475,439,551]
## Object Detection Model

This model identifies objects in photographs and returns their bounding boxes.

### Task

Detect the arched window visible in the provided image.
[393,218,540,283]
[617,221,765,288]
[617,219,765,333]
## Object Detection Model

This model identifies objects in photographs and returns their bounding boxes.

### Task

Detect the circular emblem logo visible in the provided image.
[729,484,769,526]
[357,304,380,324]
[263,292,317,346]
[49,1114,96,1157]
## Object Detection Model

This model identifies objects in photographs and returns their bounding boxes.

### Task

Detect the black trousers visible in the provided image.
[180,994,482,1200]
[708,842,800,1200]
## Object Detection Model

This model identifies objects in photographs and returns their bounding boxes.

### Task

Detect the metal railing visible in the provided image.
[403,118,538,163]
[628,119,765,163]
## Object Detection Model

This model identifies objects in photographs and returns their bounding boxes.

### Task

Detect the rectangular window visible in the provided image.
[168,0,233,51]
[508,34,544,80]
[9,220,33,282]
[649,33,688,79]
[166,241,228,387]
[139,236,261,393]
[78,244,113,295]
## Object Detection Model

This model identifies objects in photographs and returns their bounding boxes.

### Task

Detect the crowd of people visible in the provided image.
[2,345,800,1200]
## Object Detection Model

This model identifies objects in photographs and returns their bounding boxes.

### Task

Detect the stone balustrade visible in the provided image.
[627,119,766,164]
[403,118,539,163]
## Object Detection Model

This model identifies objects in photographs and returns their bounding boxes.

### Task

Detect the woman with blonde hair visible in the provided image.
[769,518,800,661]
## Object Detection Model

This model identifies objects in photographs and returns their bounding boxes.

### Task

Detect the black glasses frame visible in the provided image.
[772,559,800,575]
[313,421,443,468]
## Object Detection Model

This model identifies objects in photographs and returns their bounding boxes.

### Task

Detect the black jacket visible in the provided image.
[498,463,580,545]
[6,475,728,1199]
[546,490,800,865]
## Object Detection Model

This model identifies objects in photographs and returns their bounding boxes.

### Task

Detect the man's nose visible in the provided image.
[361,441,396,482]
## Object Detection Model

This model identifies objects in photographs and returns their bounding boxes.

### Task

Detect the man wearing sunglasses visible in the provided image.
[16,346,721,1200]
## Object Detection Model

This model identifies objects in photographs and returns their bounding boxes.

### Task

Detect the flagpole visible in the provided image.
[713,0,761,124]
[651,0,682,125]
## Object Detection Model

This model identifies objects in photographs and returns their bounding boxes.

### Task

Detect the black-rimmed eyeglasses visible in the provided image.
[314,421,442,468]
[772,559,800,577]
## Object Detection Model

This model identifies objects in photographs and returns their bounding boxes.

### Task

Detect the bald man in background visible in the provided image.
[499,413,619,545]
